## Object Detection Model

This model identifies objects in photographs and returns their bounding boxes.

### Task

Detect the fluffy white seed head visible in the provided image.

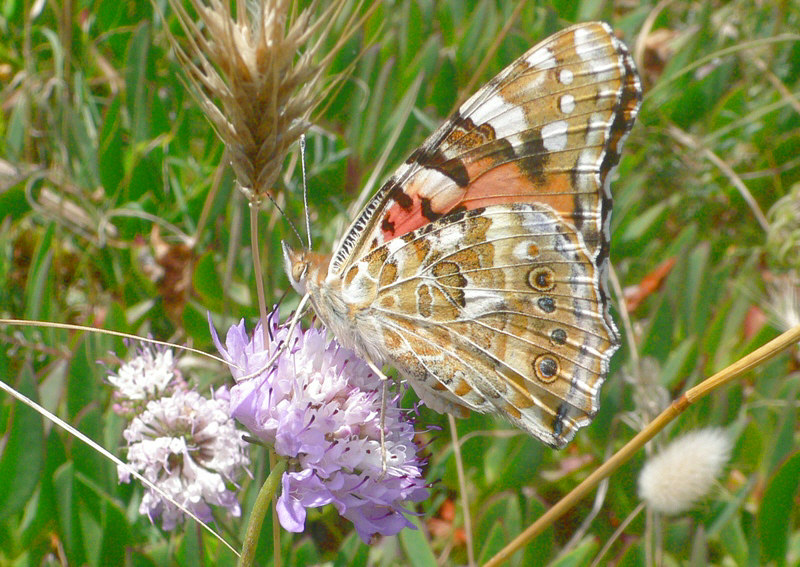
[765,272,800,333]
[638,427,732,515]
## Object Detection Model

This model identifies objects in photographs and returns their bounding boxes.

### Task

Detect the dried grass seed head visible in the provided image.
[766,183,800,272]
[168,0,366,198]
[765,271,800,334]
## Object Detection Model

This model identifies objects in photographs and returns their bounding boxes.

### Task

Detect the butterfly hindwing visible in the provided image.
[344,203,614,447]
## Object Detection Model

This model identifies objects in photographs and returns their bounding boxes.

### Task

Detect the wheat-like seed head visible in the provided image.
[167,0,367,201]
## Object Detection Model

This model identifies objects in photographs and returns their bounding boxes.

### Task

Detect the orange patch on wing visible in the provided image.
[460,162,575,214]
[454,380,473,397]
[381,180,467,241]
[380,160,585,243]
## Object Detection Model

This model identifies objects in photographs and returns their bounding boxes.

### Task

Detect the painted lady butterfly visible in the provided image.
[283,22,641,448]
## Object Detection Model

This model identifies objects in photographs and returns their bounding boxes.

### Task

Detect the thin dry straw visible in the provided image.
[484,323,800,567]
[0,318,234,367]
[449,414,476,567]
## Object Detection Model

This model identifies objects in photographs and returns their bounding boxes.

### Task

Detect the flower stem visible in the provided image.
[249,202,270,336]
[238,458,288,567]
[448,414,475,567]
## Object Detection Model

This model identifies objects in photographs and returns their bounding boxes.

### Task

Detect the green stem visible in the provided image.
[238,458,288,567]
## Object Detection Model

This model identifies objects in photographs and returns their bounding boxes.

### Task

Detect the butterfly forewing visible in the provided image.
[330,22,640,276]
[295,22,641,447]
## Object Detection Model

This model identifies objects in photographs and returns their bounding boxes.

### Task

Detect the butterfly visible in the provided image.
[283,22,641,448]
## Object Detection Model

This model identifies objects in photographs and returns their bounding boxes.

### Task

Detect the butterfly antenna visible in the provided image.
[264,191,304,248]
[300,134,313,249]
[274,285,291,310]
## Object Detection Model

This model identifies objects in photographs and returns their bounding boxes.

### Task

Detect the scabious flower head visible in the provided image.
[211,311,429,543]
[108,344,181,403]
[118,387,251,530]
[638,427,732,515]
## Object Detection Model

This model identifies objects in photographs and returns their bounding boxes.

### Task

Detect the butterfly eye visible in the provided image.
[534,354,560,383]
[281,242,310,288]
[292,261,308,283]
[528,267,556,291]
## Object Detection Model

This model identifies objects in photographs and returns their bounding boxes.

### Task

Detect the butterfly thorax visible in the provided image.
[282,243,385,365]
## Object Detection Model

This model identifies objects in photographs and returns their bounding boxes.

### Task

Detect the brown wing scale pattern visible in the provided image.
[342,204,616,447]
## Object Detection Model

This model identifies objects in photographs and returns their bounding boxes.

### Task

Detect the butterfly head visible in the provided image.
[282,241,332,296]
[282,242,310,295]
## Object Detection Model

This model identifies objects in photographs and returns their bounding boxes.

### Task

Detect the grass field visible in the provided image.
[2,1,800,565]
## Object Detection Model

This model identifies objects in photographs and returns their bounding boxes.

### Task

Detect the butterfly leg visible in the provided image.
[366,359,392,478]
[240,294,311,383]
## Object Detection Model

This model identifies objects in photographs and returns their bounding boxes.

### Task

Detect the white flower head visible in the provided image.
[638,427,732,515]
[119,388,250,530]
[108,345,179,401]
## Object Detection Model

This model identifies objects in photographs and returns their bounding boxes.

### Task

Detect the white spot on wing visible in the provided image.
[559,94,575,114]
[593,62,618,84]
[436,222,465,250]
[597,86,618,100]
[575,112,611,193]
[602,167,614,199]
[602,208,613,241]
[519,206,559,237]
[461,289,504,319]
[386,237,406,257]
[586,112,608,145]
[573,26,618,83]
[512,239,539,261]
[574,27,595,61]
[559,69,574,85]
[414,167,465,208]
[465,94,528,139]
[541,120,569,152]
[526,47,556,70]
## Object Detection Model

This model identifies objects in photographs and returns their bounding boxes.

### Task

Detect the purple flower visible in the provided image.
[211,311,429,542]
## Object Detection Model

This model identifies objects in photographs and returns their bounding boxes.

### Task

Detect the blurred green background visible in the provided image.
[1,0,799,565]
